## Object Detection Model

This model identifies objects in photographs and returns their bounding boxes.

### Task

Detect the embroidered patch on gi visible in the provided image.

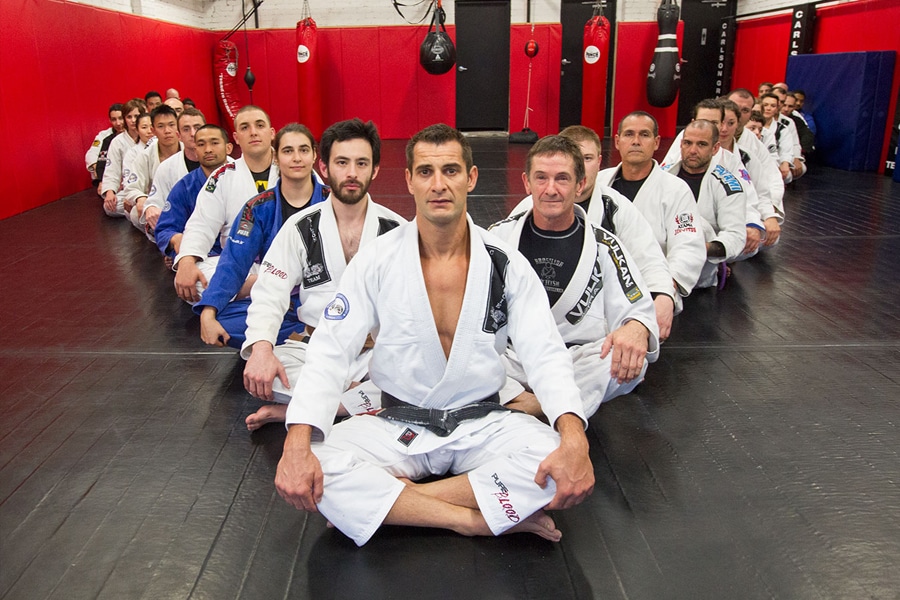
[92,139,101,147]
[149,184,157,197]
[712,164,743,196]
[397,428,418,446]
[673,212,697,235]
[163,201,171,212]
[323,293,349,320]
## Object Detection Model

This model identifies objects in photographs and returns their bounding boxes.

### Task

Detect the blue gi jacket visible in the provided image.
[193,177,329,316]
[155,167,223,259]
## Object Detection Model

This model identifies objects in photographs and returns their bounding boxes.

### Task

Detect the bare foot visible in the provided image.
[246,403,287,431]
[504,510,562,542]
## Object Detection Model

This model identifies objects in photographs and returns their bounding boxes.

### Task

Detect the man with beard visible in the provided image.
[194,123,330,350]
[240,118,406,431]
[173,105,279,304]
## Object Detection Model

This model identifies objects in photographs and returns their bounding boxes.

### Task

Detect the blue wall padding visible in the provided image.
[787,51,895,171]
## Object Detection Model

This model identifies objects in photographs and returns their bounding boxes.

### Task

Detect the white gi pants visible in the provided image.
[502,339,648,417]
[312,411,561,546]
[273,339,375,414]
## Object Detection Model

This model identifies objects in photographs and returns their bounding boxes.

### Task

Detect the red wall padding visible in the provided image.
[0,0,217,221]
[732,0,900,171]
[731,13,791,93]
[509,24,562,137]
[612,22,683,139]
[227,27,456,140]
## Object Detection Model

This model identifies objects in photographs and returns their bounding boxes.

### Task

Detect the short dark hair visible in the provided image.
[150,104,178,125]
[719,99,741,120]
[728,88,755,101]
[558,125,602,152]
[319,118,381,167]
[793,89,806,97]
[749,111,765,125]
[108,103,124,116]
[275,123,316,152]
[136,112,152,127]
[177,107,206,126]
[618,111,659,137]
[525,135,586,183]
[196,124,230,143]
[760,92,780,103]
[183,97,196,107]
[145,90,162,102]
[234,105,271,128]
[685,119,718,144]
[692,98,724,121]
[405,123,472,172]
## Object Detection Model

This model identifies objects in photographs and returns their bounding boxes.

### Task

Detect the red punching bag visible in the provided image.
[296,0,325,137]
[582,6,611,135]
[214,40,241,124]
[646,0,682,107]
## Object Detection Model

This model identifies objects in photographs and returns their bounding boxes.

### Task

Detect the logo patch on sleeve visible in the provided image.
[323,293,349,320]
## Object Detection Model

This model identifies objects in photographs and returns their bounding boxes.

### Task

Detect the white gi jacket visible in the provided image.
[122,141,184,208]
[241,195,406,356]
[286,217,587,442]
[85,127,112,174]
[100,132,138,196]
[489,205,660,357]
[143,150,189,222]
[596,161,706,300]
[510,188,674,304]
[735,131,785,223]
[174,156,279,267]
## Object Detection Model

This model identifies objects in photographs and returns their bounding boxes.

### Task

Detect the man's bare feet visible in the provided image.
[504,510,562,542]
[246,403,288,431]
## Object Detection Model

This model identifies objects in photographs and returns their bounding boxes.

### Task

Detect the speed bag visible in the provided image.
[420,10,456,75]
[646,0,682,108]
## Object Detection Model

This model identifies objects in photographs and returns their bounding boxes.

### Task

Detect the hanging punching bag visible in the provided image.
[214,40,241,123]
[420,6,456,75]
[582,6,611,135]
[296,10,325,137]
[646,0,682,108]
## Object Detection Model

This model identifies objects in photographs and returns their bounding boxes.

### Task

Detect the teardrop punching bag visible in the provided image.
[420,5,456,75]
[296,2,325,137]
[214,40,241,123]
[646,0,681,107]
[582,6,611,135]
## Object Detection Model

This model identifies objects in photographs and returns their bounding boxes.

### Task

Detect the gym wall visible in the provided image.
[0,0,217,221]
[731,0,900,172]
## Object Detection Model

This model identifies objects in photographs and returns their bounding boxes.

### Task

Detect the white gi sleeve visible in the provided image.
[174,175,226,266]
[240,216,308,358]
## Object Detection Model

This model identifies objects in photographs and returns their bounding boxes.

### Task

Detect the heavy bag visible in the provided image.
[214,40,241,123]
[420,7,456,75]
[296,16,325,137]
[582,10,611,135]
[646,0,682,108]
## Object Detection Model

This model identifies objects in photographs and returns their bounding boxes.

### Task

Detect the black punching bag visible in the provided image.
[420,6,456,75]
[646,0,681,107]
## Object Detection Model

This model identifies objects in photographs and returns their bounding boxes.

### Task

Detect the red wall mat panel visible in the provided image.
[509,24,562,138]
[415,26,457,133]
[731,13,790,93]
[814,0,900,171]
[0,0,217,220]
[378,27,424,139]
[612,22,682,139]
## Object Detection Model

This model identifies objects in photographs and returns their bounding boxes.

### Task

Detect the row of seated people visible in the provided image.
[80,97,789,544]
[749,81,817,183]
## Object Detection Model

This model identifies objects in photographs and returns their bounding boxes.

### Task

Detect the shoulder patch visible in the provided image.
[92,139,101,147]
[377,217,401,236]
[205,162,235,192]
[712,164,743,196]
[296,209,332,288]
[482,244,509,333]
[236,190,274,238]
[596,227,643,304]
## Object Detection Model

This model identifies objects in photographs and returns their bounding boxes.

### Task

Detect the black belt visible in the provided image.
[378,391,508,437]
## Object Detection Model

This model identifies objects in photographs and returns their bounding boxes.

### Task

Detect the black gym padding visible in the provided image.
[1,139,899,599]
